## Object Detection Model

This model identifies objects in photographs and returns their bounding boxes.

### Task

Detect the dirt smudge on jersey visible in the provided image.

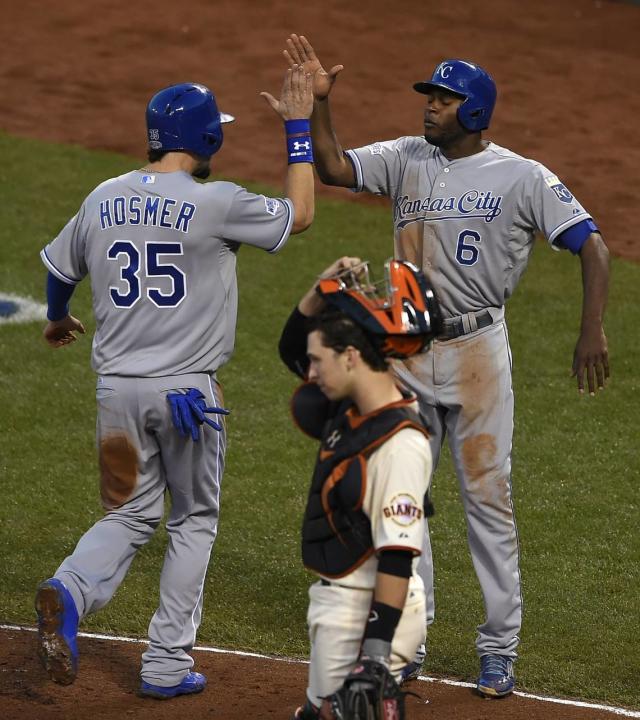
[395,221,424,268]
[99,433,138,509]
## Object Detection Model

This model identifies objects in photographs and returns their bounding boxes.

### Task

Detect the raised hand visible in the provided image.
[318,255,363,281]
[298,257,363,316]
[260,64,313,120]
[283,34,344,100]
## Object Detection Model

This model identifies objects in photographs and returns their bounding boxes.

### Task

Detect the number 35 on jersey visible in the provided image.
[108,241,186,308]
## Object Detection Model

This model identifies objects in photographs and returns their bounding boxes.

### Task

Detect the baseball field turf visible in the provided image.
[0,132,638,708]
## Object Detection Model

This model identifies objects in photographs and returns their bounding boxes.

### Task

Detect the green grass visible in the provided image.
[0,132,638,708]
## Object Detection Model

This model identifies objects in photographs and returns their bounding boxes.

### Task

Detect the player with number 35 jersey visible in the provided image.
[42,171,294,376]
[35,69,316,701]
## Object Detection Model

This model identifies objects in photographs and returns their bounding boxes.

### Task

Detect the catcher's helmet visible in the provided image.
[317,259,442,359]
[146,83,234,159]
[413,59,496,132]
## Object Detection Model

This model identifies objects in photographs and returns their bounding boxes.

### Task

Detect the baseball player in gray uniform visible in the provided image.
[35,67,316,698]
[282,35,610,697]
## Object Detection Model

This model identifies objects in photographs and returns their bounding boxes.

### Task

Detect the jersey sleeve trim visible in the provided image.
[344,150,364,192]
[267,198,294,254]
[40,248,81,285]
[548,212,591,246]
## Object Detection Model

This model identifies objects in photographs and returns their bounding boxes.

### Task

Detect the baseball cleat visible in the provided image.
[35,578,79,685]
[397,658,423,684]
[396,641,426,684]
[476,654,515,697]
[139,670,207,699]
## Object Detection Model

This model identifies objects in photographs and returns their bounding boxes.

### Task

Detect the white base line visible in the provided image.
[3,623,639,718]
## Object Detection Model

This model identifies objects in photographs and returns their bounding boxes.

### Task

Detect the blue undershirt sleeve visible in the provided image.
[555,218,599,254]
[46,272,76,321]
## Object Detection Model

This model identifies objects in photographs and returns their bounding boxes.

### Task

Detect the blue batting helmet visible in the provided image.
[146,83,234,159]
[413,60,496,132]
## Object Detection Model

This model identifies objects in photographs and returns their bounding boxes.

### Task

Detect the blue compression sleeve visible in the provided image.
[46,272,76,321]
[555,218,599,254]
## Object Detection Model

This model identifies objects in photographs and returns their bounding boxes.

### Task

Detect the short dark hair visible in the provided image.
[306,309,389,372]
[146,148,169,163]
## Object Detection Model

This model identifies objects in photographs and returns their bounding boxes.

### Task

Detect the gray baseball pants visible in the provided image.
[395,315,522,658]
[54,372,225,686]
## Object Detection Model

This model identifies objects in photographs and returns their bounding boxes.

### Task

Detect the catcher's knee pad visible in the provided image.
[291,699,319,719]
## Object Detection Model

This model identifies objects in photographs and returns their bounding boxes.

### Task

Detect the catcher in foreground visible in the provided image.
[278,256,442,719]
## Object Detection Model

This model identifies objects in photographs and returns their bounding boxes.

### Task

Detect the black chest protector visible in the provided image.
[293,384,428,578]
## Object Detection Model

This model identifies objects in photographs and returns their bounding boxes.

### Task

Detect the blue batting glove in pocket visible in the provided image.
[167,388,230,441]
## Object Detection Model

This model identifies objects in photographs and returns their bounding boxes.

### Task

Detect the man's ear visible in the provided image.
[344,345,361,370]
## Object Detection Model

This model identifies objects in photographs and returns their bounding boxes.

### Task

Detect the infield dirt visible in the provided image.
[0,627,630,720]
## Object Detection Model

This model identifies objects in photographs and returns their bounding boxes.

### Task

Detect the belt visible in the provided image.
[438,309,494,341]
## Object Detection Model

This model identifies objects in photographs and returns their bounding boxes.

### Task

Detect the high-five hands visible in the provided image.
[261,64,314,121]
[283,34,344,100]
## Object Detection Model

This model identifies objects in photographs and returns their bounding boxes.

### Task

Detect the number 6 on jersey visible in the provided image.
[455,230,482,266]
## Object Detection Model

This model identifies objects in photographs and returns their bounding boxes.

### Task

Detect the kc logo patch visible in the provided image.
[545,174,574,204]
[264,197,280,216]
[383,493,423,526]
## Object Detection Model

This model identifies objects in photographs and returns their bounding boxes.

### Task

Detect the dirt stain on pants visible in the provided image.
[99,433,138,510]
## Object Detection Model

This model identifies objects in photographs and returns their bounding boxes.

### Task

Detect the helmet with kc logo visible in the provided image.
[413,59,496,132]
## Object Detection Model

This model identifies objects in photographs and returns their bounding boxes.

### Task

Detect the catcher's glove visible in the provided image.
[327,659,408,720]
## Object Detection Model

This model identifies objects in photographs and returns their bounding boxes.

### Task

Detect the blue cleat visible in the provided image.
[139,671,207,700]
[397,641,426,684]
[35,578,79,685]
[476,654,515,697]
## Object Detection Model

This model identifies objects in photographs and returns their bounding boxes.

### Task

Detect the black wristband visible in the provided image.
[362,600,403,643]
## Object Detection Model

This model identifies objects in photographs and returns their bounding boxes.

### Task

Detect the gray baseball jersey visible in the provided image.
[41,170,294,376]
[345,137,593,660]
[346,138,590,317]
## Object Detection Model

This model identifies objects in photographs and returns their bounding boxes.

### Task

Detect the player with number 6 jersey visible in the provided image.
[35,69,316,699]
[282,34,610,698]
